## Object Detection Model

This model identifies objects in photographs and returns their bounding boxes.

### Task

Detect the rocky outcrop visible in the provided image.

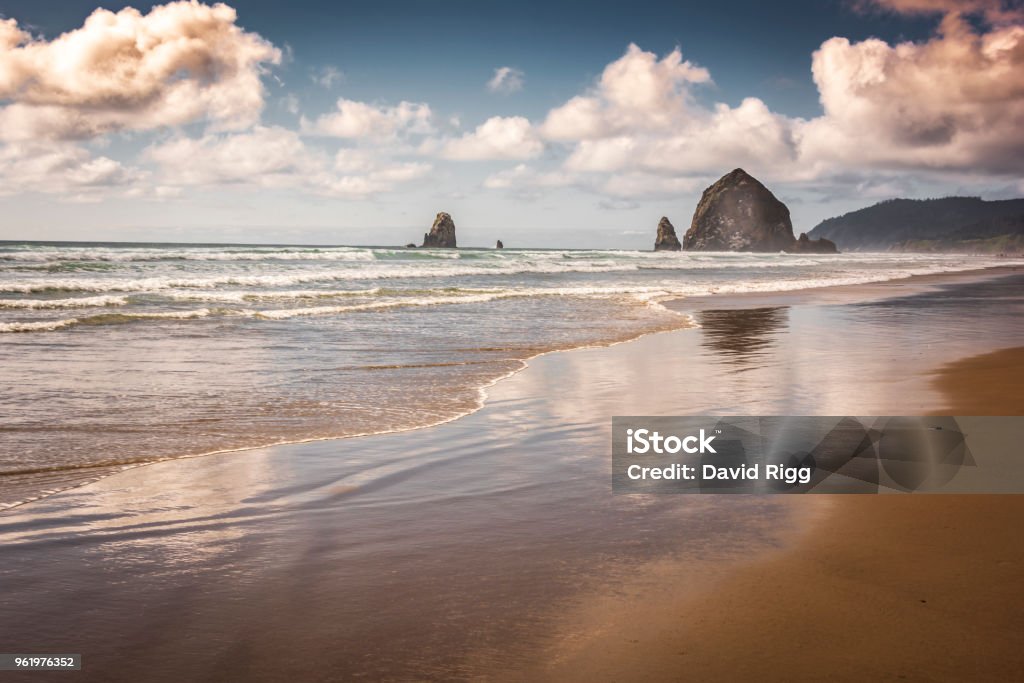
[422,212,457,248]
[684,169,794,251]
[654,217,681,251]
[405,243,417,248]
[790,232,838,254]
[684,169,837,253]
[496,240,504,249]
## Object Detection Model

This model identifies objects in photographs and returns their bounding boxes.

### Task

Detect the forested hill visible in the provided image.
[806,197,1024,253]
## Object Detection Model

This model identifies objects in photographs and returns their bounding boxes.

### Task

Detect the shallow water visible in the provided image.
[0,241,1017,507]
[1,271,1021,681]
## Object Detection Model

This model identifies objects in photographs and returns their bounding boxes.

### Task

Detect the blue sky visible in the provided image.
[0,0,1021,246]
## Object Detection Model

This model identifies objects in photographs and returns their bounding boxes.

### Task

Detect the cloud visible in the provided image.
[0,1,280,141]
[440,116,543,160]
[3,2,1020,208]
[484,22,1024,199]
[524,44,797,189]
[482,163,574,189]
[145,126,430,198]
[145,126,317,187]
[312,65,344,89]
[540,43,711,141]
[326,148,432,197]
[280,93,300,115]
[302,99,433,140]
[798,11,1024,174]
[487,66,524,93]
[854,0,1023,23]
[0,141,144,197]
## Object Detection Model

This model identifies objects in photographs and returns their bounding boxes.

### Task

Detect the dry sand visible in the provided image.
[524,330,1024,682]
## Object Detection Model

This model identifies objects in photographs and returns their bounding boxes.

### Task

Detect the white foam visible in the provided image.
[4,251,1017,295]
[0,247,379,263]
[0,294,128,309]
[0,319,79,332]
[0,308,215,333]
[162,287,383,303]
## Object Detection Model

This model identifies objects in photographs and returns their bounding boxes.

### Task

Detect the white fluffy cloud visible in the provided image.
[487,66,524,93]
[326,149,432,197]
[302,99,433,140]
[145,126,317,187]
[797,12,1024,174]
[532,44,797,186]
[485,13,1024,198]
[3,0,1021,205]
[540,44,711,141]
[0,1,280,141]
[145,126,431,198]
[561,97,797,177]
[440,116,543,160]
[0,141,144,199]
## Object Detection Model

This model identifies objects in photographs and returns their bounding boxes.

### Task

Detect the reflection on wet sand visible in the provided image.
[697,307,790,366]
[1,273,1022,681]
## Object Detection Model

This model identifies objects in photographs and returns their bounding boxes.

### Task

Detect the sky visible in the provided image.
[0,0,1022,247]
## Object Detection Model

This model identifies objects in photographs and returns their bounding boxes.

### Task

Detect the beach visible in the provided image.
[531,341,1024,680]
[4,0,1024,679]
[1,265,1022,681]
[530,493,1024,682]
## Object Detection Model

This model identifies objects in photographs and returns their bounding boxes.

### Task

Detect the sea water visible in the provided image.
[0,241,1012,507]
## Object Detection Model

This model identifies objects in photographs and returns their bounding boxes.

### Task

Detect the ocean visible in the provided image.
[0,240,1014,508]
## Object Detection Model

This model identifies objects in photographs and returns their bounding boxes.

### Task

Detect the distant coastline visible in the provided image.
[809,197,1024,254]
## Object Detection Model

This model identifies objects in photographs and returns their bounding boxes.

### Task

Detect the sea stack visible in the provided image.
[496,240,504,249]
[684,168,837,253]
[654,217,681,251]
[790,232,838,254]
[422,212,457,248]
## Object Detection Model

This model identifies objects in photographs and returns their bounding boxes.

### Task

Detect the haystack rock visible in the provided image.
[683,169,837,253]
[654,217,681,251]
[496,240,504,249]
[422,212,457,248]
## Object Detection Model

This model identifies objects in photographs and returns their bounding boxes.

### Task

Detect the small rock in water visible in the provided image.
[654,217,681,251]
[422,212,457,248]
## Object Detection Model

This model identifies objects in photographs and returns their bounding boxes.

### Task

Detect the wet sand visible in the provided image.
[2,267,1023,681]
[532,492,1024,682]
[531,298,1024,681]
[665,263,1024,311]
[932,346,1024,415]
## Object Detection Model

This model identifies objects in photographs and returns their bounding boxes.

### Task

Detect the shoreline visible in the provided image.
[3,263,1017,515]
[664,263,1023,311]
[2,262,1022,680]
[0,309,694,513]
